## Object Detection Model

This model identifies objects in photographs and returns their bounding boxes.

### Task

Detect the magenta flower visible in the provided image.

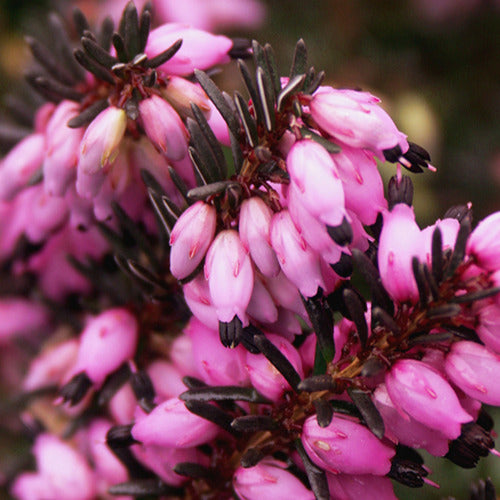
[477,304,500,353]
[204,229,254,325]
[326,473,398,500]
[385,359,473,439]
[233,459,315,500]
[466,211,500,271]
[302,414,395,475]
[169,201,217,279]
[0,297,50,343]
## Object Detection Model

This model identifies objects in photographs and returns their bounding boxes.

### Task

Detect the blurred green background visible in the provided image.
[0,0,499,499]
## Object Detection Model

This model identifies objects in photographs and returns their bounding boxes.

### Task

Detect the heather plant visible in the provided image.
[0,2,499,500]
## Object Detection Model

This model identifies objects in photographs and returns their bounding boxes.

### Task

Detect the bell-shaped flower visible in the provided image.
[139,94,188,161]
[163,75,211,119]
[11,434,96,500]
[183,274,219,329]
[0,297,50,343]
[445,341,500,406]
[145,24,233,76]
[385,359,473,439]
[326,473,398,500]
[233,459,315,500]
[71,308,138,386]
[378,204,423,303]
[0,133,45,201]
[302,414,395,475]
[246,276,279,325]
[261,271,307,318]
[270,210,325,298]
[76,106,126,198]
[373,384,450,456]
[170,201,217,279]
[477,304,500,353]
[131,397,219,448]
[310,87,408,154]
[239,196,280,277]
[245,333,303,401]
[147,360,187,401]
[204,230,254,324]
[421,217,460,267]
[466,211,500,271]
[186,317,249,386]
[287,139,345,227]
[43,100,84,196]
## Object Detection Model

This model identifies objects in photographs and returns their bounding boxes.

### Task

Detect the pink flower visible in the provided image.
[247,276,279,325]
[385,359,473,439]
[378,204,423,303]
[245,333,304,401]
[466,211,500,271]
[233,458,315,500]
[421,217,460,267]
[0,298,50,343]
[310,88,408,155]
[139,94,188,161]
[287,139,345,227]
[11,434,96,500]
[239,196,280,277]
[71,308,138,386]
[147,360,187,401]
[477,304,500,353]
[326,473,398,500]
[183,274,219,329]
[0,133,45,201]
[145,24,233,76]
[131,397,219,448]
[163,75,211,119]
[301,414,395,475]
[76,107,127,198]
[186,317,249,386]
[170,201,217,279]
[204,230,254,324]
[270,210,325,298]
[43,100,84,196]
[445,341,500,405]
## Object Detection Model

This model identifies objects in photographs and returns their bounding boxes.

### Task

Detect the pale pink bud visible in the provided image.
[76,107,126,197]
[43,100,84,196]
[183,273,219,329]
[145,24,232,76]
[261,271,307,318]
[310,87,408,154]
[378,204,423,303]
[239,197,280,277]
[108,383,136,425]
[23,339,78,391]
[12,434,96,500]
[287,139,345,227]
[477,303,500,353]
[245,333,303,401]
[270,210,325,298]
[147,360,187,401]
[139,94,188,160]
[72,308,138,386]
[186,317,249,386]
[131,397,219,447]
[163,75,211,118]
[333,146,387,225]
[326,473,398,500]
[0,298,50,343]
[132,443,208,486]
[0,133,44,201]
[233,458,315,500]
[247,276,279,324]
[170,201,217,279]
[302,414,395,475]
[385,359,473,439]
[205,230,254,324]
[445,340,500,406]
[467,211,500,271]
[373,384,450,456]
[421,218,460,267]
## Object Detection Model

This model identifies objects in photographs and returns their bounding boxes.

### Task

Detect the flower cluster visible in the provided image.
[1,3,500,500]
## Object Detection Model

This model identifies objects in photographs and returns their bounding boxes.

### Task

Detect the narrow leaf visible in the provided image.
[234,91,258,148]
[277,74,306,112]
[237,59,264,125]
[180,386,269,404]
[347,388,385,439]
[144,39,183,68]
[289,39,308,78]
[299,127,341,153]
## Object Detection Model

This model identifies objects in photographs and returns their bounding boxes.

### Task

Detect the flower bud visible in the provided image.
[385,359,473,439]
[183,274,219,329]
[466,211,500,271]
[445,341,500,406]
[233,459,315,500]
[170,201,217,280]
[326,472,398,500]
[378,204,423,303]
[139,94,188,161]
[0,298,50,343]
[131,397,219,448]
[205,230,254,324]
[163,75,211,118]
[72,308,138,386]
[239,197,280,277]
[477,304,500,353]
[302,414,395,475]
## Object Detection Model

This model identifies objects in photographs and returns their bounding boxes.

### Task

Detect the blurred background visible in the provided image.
[0,0,499,498]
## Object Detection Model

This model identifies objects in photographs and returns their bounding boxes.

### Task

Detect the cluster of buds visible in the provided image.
[1,2,500,500]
